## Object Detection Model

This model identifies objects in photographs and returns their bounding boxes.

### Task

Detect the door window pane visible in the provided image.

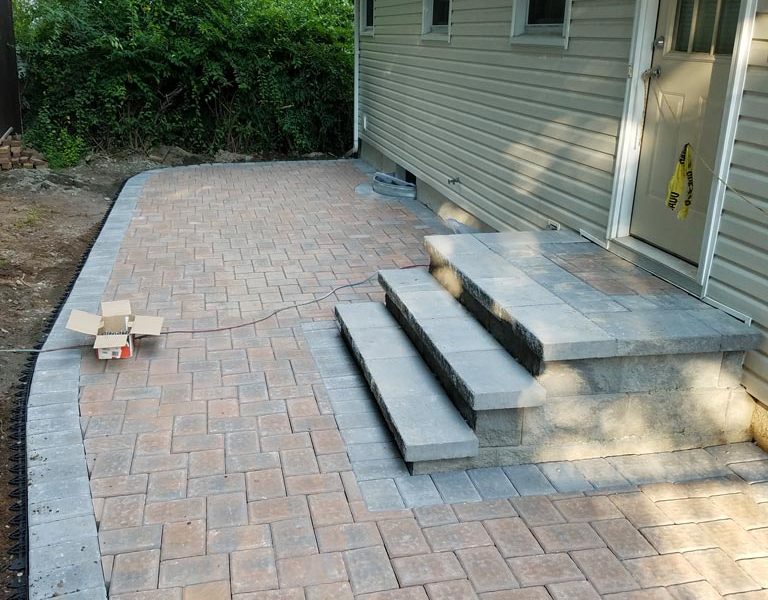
[527,0,565,25]
[692,0,718,52]
[715,0,740,54]
[674,0,695,51]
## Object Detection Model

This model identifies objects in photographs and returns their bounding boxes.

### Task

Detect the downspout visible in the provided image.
[352,0,360,156]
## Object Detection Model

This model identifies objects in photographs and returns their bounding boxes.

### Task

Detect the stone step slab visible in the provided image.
[378,268,545,411]
[425,232,761,372]
[335,302,478,463]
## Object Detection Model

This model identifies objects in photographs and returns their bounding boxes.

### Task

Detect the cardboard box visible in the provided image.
[66,300,164,359]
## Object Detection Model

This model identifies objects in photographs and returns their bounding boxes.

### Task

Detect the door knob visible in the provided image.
[642,66,661,80]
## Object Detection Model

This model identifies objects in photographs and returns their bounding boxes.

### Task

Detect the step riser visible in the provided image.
[387,296,524,447]
[540,352,743,397]
[410,387,754,473]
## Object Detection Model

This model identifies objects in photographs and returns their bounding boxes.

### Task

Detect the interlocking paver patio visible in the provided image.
[26,161,768,599]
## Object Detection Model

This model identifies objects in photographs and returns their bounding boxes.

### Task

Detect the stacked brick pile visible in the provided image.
[0,134,48,170]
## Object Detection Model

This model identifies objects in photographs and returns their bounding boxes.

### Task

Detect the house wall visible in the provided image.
[359,0,635,239]
[359,0,768,409]
[707,2,768,408]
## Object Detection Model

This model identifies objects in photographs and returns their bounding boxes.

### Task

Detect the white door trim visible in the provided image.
[700,0,758,294]
[606,0,659,242]
[607,0,758,294]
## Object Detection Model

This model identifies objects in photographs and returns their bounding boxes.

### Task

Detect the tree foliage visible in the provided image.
[13,0,354,158]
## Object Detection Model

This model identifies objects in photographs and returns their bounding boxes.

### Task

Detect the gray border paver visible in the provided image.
[28,171,152,600]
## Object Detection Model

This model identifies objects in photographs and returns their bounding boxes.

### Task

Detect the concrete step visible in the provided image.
[335,302,479,463]
[378,268,546,415]
[425,232,761,376]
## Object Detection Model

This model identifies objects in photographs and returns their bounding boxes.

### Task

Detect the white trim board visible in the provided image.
[700,0,758,296]
[607,0,758,297]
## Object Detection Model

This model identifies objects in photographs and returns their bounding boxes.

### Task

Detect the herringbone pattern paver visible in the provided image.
[74,162,768,599]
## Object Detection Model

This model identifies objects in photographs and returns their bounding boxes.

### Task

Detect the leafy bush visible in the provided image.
[13,0,353,158]
[24,109,87,168]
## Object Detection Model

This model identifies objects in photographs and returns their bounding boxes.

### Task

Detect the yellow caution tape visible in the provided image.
[666,143,694,220]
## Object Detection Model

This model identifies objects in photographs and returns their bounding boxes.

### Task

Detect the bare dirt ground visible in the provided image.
[0,156,161,597]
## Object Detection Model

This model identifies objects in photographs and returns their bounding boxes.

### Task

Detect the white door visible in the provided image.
[630,0,741,265]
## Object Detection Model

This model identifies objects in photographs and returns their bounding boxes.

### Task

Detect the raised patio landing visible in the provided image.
[336,230,761,472]
[427,231,758,367]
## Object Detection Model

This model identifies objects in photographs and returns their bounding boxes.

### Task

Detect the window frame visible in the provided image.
[361,0,374,36]
[422,0,452,40]
[510,0,572,48]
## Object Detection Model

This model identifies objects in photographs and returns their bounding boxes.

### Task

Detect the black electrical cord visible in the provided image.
[1,200,429,597]
[0,264,429,354]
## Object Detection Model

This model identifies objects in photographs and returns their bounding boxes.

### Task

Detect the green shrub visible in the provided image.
[24,109,87,168]
[13,0,353,157]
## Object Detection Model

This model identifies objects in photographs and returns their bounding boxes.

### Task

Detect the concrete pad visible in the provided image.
[424,234,489,256]
[418,317,501,353]
[379,268,443,292]
[442,350,546,409]
[339,326,420,360]
[335,302,397,330]
[474,277,565,309]
[428,232,760,365]
[509,304,617,361]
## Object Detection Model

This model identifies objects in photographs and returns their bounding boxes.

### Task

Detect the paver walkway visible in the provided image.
[42,162,768,599]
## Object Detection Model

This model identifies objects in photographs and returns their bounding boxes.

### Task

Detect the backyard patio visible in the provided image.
[27,160,768,600]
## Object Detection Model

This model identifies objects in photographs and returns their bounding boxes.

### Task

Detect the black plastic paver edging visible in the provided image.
[4,170,140,599]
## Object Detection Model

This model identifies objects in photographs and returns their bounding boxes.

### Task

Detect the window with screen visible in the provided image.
[423,0,451,36]
[432,0,450,27]
[361,0,374,32]
[527,0,566,26]
[511,0,571,46]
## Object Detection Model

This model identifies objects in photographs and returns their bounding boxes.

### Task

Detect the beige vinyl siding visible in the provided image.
[706,3,768,404]
[359,0,634,236]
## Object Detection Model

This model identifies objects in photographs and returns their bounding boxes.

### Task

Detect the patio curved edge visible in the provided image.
[26,170,155,600]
